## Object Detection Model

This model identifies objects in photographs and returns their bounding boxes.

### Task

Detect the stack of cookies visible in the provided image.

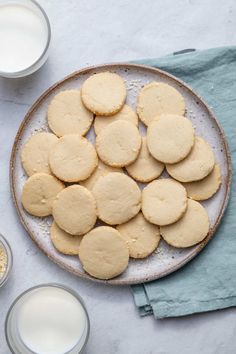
[20,72,221,280]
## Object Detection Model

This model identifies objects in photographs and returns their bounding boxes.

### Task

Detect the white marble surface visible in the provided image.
[0,0,236,353]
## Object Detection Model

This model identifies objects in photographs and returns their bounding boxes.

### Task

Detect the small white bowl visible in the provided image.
[0,233,13,288]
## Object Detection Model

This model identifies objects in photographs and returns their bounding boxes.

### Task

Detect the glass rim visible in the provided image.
[5,283,90,354]
[0,0,51,77]
[0,233,13,288]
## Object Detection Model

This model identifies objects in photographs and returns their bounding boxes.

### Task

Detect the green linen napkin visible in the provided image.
[132,46,235,318]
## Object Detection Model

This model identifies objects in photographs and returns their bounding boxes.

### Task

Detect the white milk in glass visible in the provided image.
[0,3,49,74]
[17,286,88,354]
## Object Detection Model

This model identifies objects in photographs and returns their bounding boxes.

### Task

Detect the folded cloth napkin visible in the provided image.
[132,46,236,319]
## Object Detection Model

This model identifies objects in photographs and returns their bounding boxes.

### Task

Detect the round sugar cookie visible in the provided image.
[142,178,187,226]
[94,104,138,135]
[81,72,126,115]
[182,164,221,201]
[137,82,185,126]
[22,173,64,217]
[47,90,93,137]
[21,132,58,176]
[52,185,97,236]
[79,226,129,280]
[80,160,122,190]
[117,212,161,259]
[126,137,164,182]
[49,135,98,182]
[147,114,194,163]
[96,120,141,167]
[92,172,141,225]
[50,221,82,255]
[166,137,215,182]
[160,199,209,248]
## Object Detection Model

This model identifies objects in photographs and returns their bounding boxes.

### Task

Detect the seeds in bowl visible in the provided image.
[0,244,7,280]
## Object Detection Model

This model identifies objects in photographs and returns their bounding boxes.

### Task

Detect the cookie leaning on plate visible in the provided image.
[96,120,142,167]
[21,132,58,176]
[47,90,93,137]
[117,212,161,259]
[80,160,122,190]
[92,172,141,225]
[49,135,98,182]
[94,104,138,135]
[126,137,164,182]
[50,221,82,255]
[166,136,215,182]
[142,178,187,226]
[137,82,185,126]
[160,199,209,248]
[52,185,97,236]
[79,226,129,280]
[22,173,64,217]
[147,114,195,164]
[81,72,127,115]
[182,164,221,201]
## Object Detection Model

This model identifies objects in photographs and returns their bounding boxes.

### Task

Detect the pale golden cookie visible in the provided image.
[94,104,138,135]
[142,178,187,226]
[126,137,164,182]
[166,137,215,182]
[96,120,141,167]
[21,132,58,176]
[81,72,126,115]
[137,82,185,126]
[47,90,93,137]
[92,172,141,225]
[22,173,64,217]
[49,135,98,182]
[50,221,82,255]
[160,199,209,248]
[147,114,195,163]
[80,160,122,190]
[117,212,161,259]
[79,226,129,280]
[182,164,221,201]
[52,185,97,236]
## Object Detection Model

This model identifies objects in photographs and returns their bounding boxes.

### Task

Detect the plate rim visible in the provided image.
[10,62,232,285]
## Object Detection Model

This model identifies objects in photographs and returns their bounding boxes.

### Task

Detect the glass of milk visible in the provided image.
[0,0,51,78]
[5,284,90,354]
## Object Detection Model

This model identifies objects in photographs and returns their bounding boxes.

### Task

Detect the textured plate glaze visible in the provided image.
[10,64,231,285]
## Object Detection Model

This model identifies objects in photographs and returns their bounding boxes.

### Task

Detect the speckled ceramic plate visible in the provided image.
[10,64,231,285]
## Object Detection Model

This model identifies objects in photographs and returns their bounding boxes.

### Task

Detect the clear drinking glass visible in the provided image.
[5,284,90,354]
[0,0,51,78]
